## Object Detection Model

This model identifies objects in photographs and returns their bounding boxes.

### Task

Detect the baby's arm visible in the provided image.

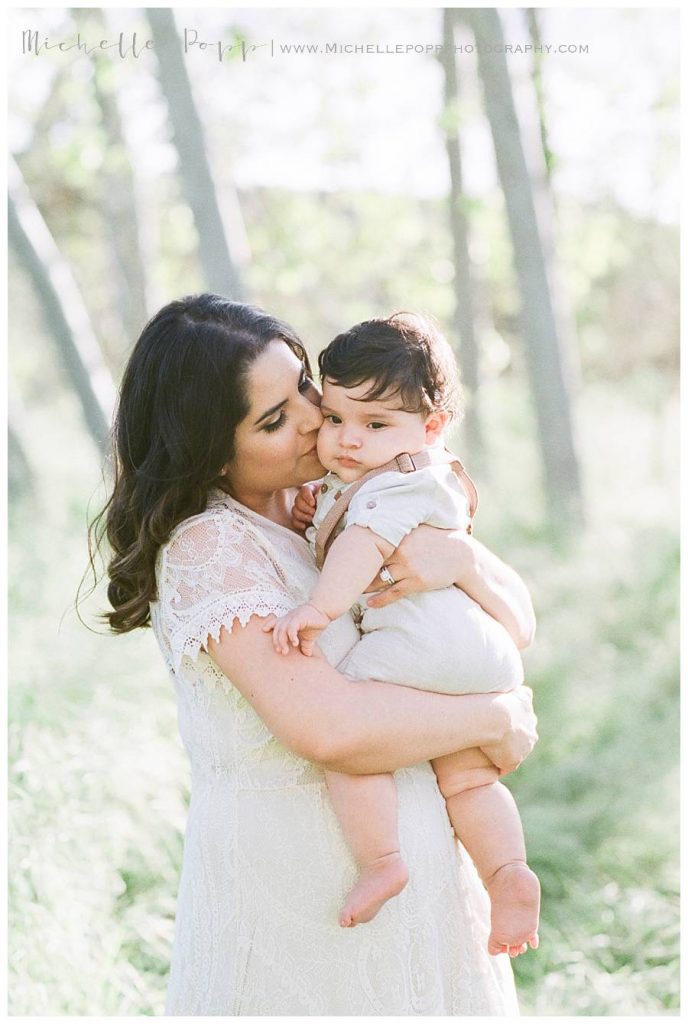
[267,526,394,656]
[312,525,394,619]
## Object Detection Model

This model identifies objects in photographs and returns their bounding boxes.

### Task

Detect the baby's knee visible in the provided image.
[436,765,500,800]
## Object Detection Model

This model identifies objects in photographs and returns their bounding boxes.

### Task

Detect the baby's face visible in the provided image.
[316,379,434,482]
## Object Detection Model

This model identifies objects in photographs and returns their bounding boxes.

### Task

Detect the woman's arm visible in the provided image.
[367,528,536,650]
[207,615,537,775]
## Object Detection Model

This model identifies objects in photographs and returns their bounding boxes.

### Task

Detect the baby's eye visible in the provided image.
[368,422,387,430]
[325,414,342,425]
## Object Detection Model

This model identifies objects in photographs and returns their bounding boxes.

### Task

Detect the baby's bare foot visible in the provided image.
[485,861,540,957]
[339,852,409,928]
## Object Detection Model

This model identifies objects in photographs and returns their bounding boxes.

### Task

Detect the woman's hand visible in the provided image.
[365,525,466,606]
[366,527,536,651]
[480,686,538,776]
[208,616,535,776]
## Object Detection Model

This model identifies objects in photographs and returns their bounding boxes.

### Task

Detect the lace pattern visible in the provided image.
[155,502,297,674]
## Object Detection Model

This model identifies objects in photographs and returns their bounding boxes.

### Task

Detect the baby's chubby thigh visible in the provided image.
[338,588,523,694]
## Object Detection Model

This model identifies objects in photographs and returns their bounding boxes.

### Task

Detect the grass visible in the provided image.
[8,382,679,1015]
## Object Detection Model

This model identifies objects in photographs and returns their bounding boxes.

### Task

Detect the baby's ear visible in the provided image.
[424,410,450,443]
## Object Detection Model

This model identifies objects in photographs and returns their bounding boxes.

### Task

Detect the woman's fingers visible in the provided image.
[366,575,413,608]
[480,686,538,775]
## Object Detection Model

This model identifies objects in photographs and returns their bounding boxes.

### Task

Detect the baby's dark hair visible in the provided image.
[318,312,462,420]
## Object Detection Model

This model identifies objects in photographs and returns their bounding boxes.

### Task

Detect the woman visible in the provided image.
[97,294,537,1015]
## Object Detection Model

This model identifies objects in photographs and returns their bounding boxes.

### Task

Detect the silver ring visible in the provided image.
[379,566,396,586]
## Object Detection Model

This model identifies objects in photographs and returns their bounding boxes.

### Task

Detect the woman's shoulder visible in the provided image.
[161,491,257,571]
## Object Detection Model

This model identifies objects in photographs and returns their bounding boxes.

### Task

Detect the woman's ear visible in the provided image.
[424,410,450,443]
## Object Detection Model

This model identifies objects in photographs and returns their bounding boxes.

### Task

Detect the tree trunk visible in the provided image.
[521,7,582,394]
[75,7,149,342]
[439,9,483,457]
[462,8,584,524]
[8,391,35,500]
[525,9,554,183]
[8,158,117,453]
[147,8,247,300]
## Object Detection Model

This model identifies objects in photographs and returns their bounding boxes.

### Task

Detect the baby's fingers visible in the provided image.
[261,614,277,633]
[287,622,302,648]
[271,622,292,656]
[298,487,316,508]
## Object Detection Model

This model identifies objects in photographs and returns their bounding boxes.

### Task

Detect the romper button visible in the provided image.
[366,500,377,509]
[321,484,328,493]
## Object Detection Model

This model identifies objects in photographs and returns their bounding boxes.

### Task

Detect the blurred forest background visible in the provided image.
[8,6,679,1016]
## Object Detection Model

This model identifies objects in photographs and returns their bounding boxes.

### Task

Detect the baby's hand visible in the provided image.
[262,603,331,657]
[291,482,321,532]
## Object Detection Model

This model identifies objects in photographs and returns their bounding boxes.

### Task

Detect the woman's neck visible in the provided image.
[227,485,296,531]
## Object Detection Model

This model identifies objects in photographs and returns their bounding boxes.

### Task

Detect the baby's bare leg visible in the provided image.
[325,770,409,928]
[432,748,540,957]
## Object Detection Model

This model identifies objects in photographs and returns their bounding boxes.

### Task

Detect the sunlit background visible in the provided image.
[8,6,679,1015]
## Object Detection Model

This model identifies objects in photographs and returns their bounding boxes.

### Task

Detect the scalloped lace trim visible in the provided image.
[169,593,293,675]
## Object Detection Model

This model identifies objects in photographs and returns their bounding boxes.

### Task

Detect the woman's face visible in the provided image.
[223,339,324,496]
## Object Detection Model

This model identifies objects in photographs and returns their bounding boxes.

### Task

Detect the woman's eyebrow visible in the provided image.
[253,364,305,423]
[254,398,288,426]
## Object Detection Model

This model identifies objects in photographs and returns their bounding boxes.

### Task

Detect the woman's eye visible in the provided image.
[263,412,286,433]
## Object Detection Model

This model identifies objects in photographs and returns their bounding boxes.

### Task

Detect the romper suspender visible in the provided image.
[314,449,478,570]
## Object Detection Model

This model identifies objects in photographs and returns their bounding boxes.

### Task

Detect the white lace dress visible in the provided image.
[151,489,519,1016]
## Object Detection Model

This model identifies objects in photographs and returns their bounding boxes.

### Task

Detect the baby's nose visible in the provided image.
[341,429,362,449]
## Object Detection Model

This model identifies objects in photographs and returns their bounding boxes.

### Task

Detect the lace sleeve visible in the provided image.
[157,508,295,672]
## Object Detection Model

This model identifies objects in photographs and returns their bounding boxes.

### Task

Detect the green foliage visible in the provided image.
[7,378,679,1014]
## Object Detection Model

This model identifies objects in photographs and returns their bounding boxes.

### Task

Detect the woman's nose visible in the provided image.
[299,392,323,431]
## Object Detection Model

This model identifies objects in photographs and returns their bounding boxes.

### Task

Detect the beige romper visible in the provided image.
[306,462,523,694]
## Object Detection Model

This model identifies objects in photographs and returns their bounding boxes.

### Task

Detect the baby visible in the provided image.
[265,313,540,957]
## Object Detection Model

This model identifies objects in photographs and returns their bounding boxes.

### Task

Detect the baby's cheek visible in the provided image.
[316,429,332,464]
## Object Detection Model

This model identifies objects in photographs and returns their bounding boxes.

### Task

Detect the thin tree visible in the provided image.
[525,8,554,183]
[439,9,483,456]
[147,8,247,299]
[522,7,581,392]
[8,391,35,499]
[8,157,117,453]
[461,8,583,523]
[75,7,149,341]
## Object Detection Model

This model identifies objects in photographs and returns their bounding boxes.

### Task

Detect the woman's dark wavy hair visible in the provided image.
[88,293,310,634]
